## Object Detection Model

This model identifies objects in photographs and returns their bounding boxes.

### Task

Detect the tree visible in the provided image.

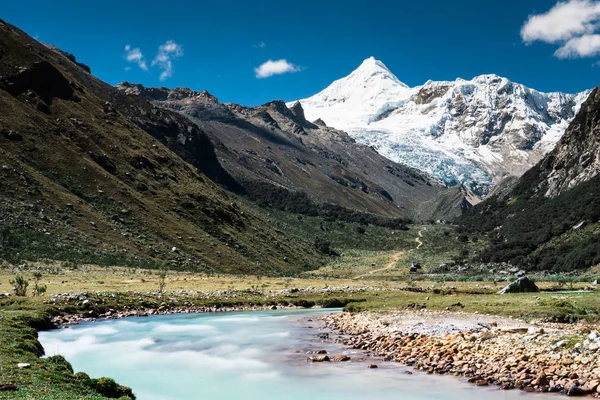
[32,272,47,296]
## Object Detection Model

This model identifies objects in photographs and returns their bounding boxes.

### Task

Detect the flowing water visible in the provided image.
[39,309,556,400]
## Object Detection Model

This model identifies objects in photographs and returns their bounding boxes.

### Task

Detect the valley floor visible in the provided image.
[1,262,600,399]
[1,222,599,399]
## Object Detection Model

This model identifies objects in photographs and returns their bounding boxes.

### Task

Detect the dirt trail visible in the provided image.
[415,229,423,249]
[353,229,424,279]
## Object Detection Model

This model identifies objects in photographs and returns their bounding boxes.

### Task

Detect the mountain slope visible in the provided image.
[0,19,322,275]
[293,57,589,195]
[117,83,464,220]
[459,86,600,272]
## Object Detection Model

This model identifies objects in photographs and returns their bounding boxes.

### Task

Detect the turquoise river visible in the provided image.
[38,309,557,399]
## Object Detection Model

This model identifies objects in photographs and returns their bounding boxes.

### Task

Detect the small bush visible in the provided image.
[158,270,167,294]
[46,355,74,373]
[314,238,337,256]
[88,377,135,399]
[294,299,315,308]
[10,275,29,296]
[344,302,362,313]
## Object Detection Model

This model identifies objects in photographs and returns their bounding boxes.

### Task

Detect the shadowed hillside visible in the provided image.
[0,19,322,275]
[459,87,600,272]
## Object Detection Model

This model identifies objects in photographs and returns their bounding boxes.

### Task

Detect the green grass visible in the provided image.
[404,225,486,270]
[0,300,133,399]
[342,290,600,322]
[1,274,599,399]
[0,226,166,270]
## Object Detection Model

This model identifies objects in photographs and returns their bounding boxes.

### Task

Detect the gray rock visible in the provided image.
[307,355,330,362]
[497,276,539,294]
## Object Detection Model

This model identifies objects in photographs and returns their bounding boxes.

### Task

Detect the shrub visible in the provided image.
[458,174,600,272]
[88,377,135,399]
[10,275,29,296]
[243,180,411,229]
[158,270,167,294]
[314,238,335,256]
[46,355,74,373]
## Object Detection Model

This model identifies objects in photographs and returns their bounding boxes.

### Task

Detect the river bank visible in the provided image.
[38,308,558,400]
[3,285,600,399]
[324,310,600,397]
[0,288,368,399]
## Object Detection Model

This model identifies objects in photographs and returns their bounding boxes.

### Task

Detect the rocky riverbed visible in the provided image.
[324,311,600,397]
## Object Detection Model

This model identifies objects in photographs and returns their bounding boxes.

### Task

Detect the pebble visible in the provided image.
[324,312,600,397]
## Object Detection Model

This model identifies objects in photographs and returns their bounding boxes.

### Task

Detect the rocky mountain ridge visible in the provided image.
[118,83,468,220]
[459,84,600,272]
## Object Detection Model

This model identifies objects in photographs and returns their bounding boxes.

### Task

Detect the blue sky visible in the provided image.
[1,0,599,106]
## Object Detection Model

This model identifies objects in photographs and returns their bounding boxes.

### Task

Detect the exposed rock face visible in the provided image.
[497,277,539,294]
[540,87,600,197]
[413,84,451,105]
[45,44,91,73]
[313,118,327,127]
[289,101,317,128]
[118,83,465,219]
[116,82,235,122]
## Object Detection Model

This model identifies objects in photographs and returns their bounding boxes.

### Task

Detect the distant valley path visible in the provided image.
[353,229,424,279]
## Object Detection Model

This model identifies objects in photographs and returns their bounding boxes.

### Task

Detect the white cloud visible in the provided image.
[253,42,266,48]
[521,0,600,60]
[124,44,148,71]
[521,0,600,43]
[254,59,301,79]
[152,40,184,81]
[555,33,600,57]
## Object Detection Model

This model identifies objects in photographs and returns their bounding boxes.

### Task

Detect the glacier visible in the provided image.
[291,57,590,195]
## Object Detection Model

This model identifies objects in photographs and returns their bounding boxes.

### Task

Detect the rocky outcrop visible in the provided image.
[1,61,74,105]
[289,101,317,129]
[45,44,91,73]
[497,277,539,294]
[541,86,600,197]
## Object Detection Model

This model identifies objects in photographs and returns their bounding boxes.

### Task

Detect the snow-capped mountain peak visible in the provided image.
[297,57,412,127]
[291,60,590,195]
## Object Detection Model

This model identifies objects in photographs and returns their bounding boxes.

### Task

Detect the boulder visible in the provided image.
[533,372,549,387]
[334,355,351,362]
[497,276,539,294]
[0,383,18,392]
[307,355,330,362]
